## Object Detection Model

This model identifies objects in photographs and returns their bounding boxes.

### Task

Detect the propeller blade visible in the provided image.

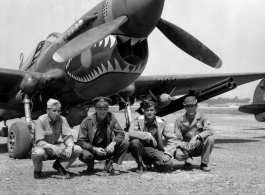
[157,18,222,68]
[53,16,128,63]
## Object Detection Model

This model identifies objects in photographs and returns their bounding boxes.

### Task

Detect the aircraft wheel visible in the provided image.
[8,122,32,159]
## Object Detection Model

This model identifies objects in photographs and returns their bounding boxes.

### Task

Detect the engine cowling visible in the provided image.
[61,106,88,127]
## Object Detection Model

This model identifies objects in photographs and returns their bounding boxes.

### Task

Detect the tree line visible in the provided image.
[203,96,251,105]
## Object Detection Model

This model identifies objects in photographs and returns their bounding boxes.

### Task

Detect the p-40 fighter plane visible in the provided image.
[0,0,264,159]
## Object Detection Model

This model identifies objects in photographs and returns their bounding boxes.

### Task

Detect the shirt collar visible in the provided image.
[182,112,201,126]
[145,117,157,126]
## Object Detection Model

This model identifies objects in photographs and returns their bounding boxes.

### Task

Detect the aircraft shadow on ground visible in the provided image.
[215,139,260,144]
[241,128,265,131]
[0,143,7,153]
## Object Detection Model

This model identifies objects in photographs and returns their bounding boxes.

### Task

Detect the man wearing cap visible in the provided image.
[129,100,177,174]
[77,97,129,175]
[174,96,214,172]
[31,98,82,179]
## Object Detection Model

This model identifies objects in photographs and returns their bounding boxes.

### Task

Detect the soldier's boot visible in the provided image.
[183,162,192,170]
[200,163,211,172]
[53,159,71,178]
[103,160,121,176]
[86,161,94,174]
[136,162,144,174]
[34,171,42,179]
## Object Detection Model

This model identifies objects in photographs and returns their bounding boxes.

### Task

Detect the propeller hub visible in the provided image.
[125,0,165,26]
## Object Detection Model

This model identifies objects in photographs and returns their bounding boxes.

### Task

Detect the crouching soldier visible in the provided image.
[31,99,82,179]
[174,96,214,172]
[77,97,129,176]
[129,100,177,174]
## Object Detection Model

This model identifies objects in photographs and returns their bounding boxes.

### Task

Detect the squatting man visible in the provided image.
[31,99,82,179]
[174,96,214,172]
[77,97,129,175]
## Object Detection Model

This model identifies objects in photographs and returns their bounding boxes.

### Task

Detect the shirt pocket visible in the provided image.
[44,131,53,143]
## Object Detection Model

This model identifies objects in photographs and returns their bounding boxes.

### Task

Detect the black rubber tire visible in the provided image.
[8,122,32,159]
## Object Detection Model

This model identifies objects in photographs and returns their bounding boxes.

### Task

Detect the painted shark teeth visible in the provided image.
[93,35,147,48]
[67,58,147,83]
[94,35,117,48]
[117,35,146,46]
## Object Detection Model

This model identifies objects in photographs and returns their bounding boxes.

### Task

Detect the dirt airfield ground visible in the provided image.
[0,107,265,195]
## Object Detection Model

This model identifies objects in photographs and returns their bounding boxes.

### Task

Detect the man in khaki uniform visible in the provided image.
[174,96,214,172]
[129,100,177,174]
[31,99,82,179]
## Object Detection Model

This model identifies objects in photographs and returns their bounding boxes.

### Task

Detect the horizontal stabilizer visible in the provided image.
[238,104,265,114]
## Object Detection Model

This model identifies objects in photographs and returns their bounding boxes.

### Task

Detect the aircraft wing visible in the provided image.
[0,68,27,94]
[134,72,265,116]
[135,72,265,96]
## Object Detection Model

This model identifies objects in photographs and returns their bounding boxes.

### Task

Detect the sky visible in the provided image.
[0,0,264,99]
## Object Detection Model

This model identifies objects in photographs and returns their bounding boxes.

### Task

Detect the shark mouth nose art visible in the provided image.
[65,35,148,82]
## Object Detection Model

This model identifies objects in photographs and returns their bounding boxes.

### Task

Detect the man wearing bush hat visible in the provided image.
[32,98,82,179]
[77,97,129,176]
[129,100,177,174]
[174,96,214,172]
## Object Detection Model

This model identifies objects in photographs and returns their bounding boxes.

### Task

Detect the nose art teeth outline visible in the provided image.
[107,61,114,71]
[114,58,122,71]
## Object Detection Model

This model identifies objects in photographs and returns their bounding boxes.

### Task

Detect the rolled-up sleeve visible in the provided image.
[61,117,74,147]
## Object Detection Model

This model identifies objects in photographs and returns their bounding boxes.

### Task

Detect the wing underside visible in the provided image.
[135,72,265,97]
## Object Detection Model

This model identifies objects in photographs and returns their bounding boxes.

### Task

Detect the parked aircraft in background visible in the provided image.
[0,0,264,159]
[238,79,265,122]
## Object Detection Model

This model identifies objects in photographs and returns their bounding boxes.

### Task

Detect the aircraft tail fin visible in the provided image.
[238,79,265,122]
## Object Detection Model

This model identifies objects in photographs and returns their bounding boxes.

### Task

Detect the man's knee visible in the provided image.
[79,150,94,163]
[31,147,45,160]
[129,139,142,148]
[119,139,130,148]
[72,145,82,156]
[205,136,215,145]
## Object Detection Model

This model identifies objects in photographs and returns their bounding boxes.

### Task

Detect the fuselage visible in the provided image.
[18,0,165,110]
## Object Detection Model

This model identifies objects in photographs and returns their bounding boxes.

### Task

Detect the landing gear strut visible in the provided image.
[7,94,33,159]
[124,98,132,132]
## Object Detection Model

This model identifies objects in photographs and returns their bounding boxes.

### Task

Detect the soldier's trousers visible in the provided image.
[175,135,214,164]
[129,139,173,172]
[79,139,129,165]
[31,143,82,172]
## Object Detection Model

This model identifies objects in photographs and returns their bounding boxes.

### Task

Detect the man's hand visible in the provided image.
[179,144,190,160]
[187,135,201,149]
[188,136,197,147]
[162,154,171,162]
[94,147,107,156]
[51,145,62,157]
[150,135,157,147]
[105,142,116,154]
[63,146,73,159]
